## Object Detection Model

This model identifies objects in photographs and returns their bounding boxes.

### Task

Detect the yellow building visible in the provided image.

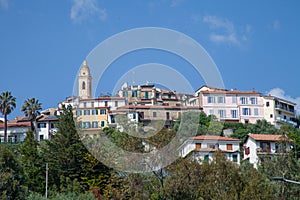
[59,60,126,134]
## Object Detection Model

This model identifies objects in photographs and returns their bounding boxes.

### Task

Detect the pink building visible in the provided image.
[194,86,264,124]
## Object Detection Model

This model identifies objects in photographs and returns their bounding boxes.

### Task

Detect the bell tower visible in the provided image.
[78,60,92,99]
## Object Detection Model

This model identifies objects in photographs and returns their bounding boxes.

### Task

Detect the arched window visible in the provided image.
[82,81,86,90]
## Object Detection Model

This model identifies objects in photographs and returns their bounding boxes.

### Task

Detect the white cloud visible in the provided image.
[0,0,8,10]
[70,0,107,23]
[267,88,300,115]
[202,15,251,46]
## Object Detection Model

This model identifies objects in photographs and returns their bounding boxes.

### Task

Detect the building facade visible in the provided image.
[243,133,292,168]
[180,135,241,164]
[0,118,30,143]
[194,86,264,124]
[263,95,297,128]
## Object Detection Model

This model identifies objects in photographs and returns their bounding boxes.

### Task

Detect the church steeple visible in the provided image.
[78,60,92,99]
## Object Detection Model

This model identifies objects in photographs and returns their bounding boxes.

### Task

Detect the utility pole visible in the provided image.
[45,163,48,199]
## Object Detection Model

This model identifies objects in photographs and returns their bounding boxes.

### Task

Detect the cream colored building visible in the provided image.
[59,60,126,134]
[263,95,297,128]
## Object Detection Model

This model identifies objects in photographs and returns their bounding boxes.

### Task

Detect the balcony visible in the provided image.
[275,105,295,114]
[276,117,297,126]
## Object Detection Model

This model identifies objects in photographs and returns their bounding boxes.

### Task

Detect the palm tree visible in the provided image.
[21,98,42,140]
[0,91,16,143]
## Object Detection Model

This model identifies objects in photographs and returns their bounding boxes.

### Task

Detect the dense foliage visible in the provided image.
[1,109,300,199]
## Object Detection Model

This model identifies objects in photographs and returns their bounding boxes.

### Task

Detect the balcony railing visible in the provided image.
[276,117,297,126]
[275,105,295,113]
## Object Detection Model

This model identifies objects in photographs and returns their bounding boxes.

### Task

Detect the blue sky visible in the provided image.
[1,0,300,119]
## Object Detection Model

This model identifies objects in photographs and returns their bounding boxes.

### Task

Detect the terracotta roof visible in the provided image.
[247,133,291,141]
[81,96,126,101]
[117,105,201,110]
[192,135,240,141]
[201,90,260,95]
[0,121,31,128]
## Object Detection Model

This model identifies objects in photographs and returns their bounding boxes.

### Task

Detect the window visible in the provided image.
[270,114,273,118]
[254,108,259,116]
[50,123,57,129]
[218,110,226,118]
[132,113,136,119]
[156,93,159,99]
[166,112,170,120]
[278,111,281,115]
[92,109,98,115]
[231,110,237,118]
[105,101,108,107]
[232,96,236,103]
[266,102,270,107]
[245,147,250,155]
[250,97,257,104]
[208,96,215,103]
[83,122,91,129]
[208,143,218,149]
[111,115,115,123]
[139,112,144,119]
[76,110,82,116]
[91,102,94,107]
[217,96,225,103]
[92,121,98,128]
[226,144,233,150]
[260,142,270,153]
[196,143,201,150]
[240,97,248,104]
[37,123,46,128]
[204,154,209,162]
[209,109,214,115]
[100,109,106,115]
[40,135,44,141]
[178,112,181,118]
[123,91,128,97]
[145,91,149,99]
[242,108,251,115]
[82,81,86,90]
[132,90,137,97]
[100,121,105,127]
[84,110,90,115]
[197,92,200,97]
[153,112,157,117]
[168,94,172,99]
[233,155,238,162]
[115,101,118,107]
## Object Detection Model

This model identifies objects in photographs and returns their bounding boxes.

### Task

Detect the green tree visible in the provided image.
[20,131,45,194]
[44,105,87,192]
[21,98,42,140]
[246,119,277,134]
[0,91,16,143]
[0,144,27,199]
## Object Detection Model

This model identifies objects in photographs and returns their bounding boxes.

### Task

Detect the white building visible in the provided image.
[243,133,292,168]
[0,117,31,143]
[180,135,241,164]
[263,95,297,128]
